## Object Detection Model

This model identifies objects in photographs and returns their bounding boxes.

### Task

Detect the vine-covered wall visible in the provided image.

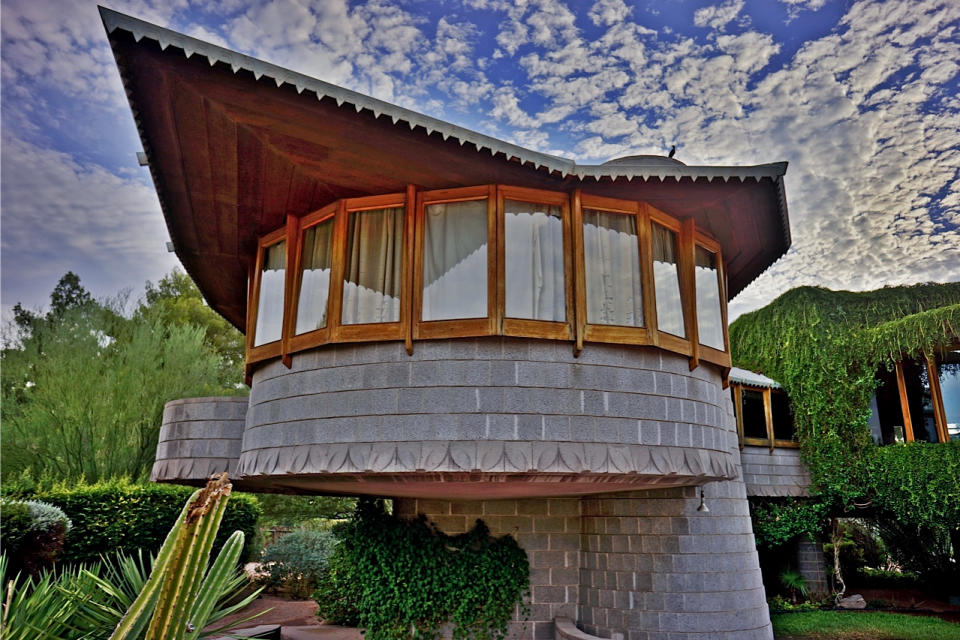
[729,283,960,561]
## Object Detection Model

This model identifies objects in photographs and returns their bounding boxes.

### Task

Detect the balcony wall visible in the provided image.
[740,446,810,497]
[151,396,247,484]
[231,338,738,498]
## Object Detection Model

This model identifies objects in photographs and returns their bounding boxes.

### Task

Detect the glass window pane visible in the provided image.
[771,391,794,441]
[505,199,565,322]
[583,209,642,327]
[295,219,334,335]
[936,349,960,441]
[254,240,285,346]
[741,389,767,440]
[342,207,403,325]
[872,366,906,444]
[652,223,684,337]
[422,200,488,321]
[902,357,938,442]
[695,246,725,350]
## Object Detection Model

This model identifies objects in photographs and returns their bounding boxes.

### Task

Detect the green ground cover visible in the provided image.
[771,611,960,639]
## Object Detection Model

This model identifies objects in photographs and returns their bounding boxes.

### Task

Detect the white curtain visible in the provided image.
[695,246,724,349]
[422,200,488,321]
[341,207,403,325]
[254,240,285,346]
[583,209,643,327]
[295,219,333,334]
[505,200,565,322]
[652,223,685,337]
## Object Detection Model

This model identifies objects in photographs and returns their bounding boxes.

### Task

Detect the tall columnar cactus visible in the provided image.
[110,472,247,640]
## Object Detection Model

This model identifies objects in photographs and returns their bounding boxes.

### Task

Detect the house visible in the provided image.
[102,8,792,640]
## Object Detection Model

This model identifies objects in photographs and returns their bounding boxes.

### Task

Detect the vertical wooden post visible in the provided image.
[763,388,774,453]
[895,361,915,442]
[925,355,948,443]
[404,184,416,355]
[639,204,659,346]
[281,214,298,369]
[681,218,699,370]
[571,189,585,357]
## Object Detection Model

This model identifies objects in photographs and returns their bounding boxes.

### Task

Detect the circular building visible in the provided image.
[104,8,791,640]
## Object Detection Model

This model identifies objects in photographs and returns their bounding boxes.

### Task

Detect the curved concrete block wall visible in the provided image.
[394,397,773,640]
[151,396,247,484]
[741,446,810,497]
[235,338,738,497]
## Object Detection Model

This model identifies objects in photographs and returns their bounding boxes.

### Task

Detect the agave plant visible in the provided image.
[0,554,86,640]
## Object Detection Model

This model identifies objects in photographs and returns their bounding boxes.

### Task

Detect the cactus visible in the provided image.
[110,472,254,640]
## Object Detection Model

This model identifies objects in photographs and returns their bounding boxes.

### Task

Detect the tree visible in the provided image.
[137,269,245,387]
[49,271,93,317]
[1,273,239,482]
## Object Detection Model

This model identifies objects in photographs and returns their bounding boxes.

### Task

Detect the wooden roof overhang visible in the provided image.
[102,8,791,331]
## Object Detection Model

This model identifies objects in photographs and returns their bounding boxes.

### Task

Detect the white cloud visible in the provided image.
[0,133,178,311]
[693,0,745,30]
[588,0,632,27]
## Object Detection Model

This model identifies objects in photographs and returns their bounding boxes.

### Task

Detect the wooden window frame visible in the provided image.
[335,193,409,343]
[693,232,731,369]
[287,202,338,354]
[647,205,692,357]
[246,227,287,365]
[890,353,953,444]
[497,185,574,341]
[734,383,798,450]
[414,185,497,340]
[573,193,652,346]
[245,183,741,372]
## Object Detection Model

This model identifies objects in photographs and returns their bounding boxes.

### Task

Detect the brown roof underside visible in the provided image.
[113,32,787,331]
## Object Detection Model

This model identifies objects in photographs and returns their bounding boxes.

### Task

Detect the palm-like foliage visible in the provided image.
[0,474,264,640]
[0,555,85,640]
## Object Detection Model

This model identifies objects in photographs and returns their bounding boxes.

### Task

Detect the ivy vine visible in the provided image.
[729,283,960,548]
[314,498,530,640]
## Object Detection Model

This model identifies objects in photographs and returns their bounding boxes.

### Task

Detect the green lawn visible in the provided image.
[772,611,960,640]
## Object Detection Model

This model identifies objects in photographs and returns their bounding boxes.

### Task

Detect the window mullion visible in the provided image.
[925,355,948,443]
[895,361,915,442]
[328,200,348,342]
[680,218,699,370]
[763,388,774,452]
[638,204,659,345]
[281,213,299,368]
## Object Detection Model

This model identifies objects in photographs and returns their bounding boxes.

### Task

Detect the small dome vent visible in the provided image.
[602,154,686,167]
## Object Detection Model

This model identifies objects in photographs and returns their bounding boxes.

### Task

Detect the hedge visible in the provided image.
[14,479,260,565]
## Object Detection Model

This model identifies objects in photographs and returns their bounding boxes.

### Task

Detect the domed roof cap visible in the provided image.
[602,154,686,167]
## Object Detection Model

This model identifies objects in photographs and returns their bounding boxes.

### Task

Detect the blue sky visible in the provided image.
[2,0,958,325]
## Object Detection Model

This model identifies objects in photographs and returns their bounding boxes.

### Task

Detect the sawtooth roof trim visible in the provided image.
[100,7,789,187]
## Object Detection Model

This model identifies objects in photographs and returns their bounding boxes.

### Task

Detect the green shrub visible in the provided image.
[18,479,260,565]
[260,528,337,599]
[314,498,529,640]
[0,498,72,576]
[0,499,32,553]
